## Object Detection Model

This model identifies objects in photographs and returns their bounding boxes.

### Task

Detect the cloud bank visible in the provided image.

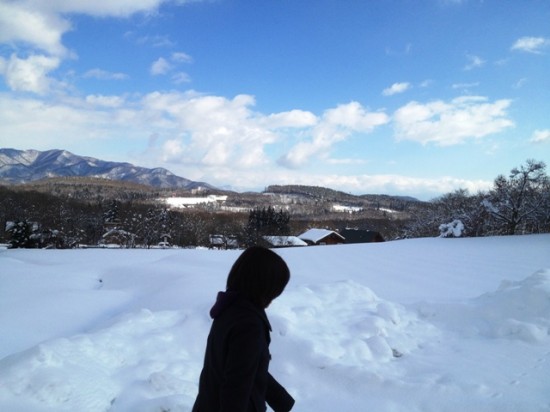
[393,96,514,146]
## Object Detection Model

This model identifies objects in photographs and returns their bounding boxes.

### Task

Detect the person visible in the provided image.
[192,246,295,412]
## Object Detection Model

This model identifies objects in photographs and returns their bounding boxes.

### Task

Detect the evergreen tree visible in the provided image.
[6,220,34,248]
[245,207,291,246]
[103,200,120,224]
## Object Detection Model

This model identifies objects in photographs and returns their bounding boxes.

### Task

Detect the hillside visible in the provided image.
[265,184,420,212]
[0,148,214,190]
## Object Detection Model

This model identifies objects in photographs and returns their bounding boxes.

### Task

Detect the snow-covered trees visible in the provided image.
[483,160,549,235]
[405,160,550,238]
[5,220,33,248]
[439,220,465,238]
[130,207,171,248]
[403,189,488,238]
[103,200,120,224]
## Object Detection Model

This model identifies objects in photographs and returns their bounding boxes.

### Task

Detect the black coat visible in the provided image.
[192,291,294,412]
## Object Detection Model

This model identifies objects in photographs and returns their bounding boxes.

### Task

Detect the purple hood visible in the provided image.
[209,290,241,319]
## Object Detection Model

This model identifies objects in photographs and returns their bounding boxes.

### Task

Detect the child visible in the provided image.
[192,246,295,412]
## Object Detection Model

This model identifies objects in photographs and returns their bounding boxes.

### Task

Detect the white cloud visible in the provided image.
[161,139,185,162]
[325,158,367,165]
[83,68,128,80]
[0,0,193,57]
[464,54,485,70]
[323,102,388,132]
[393,96,514,146]
[29,0,167,18]
[172,72,191,84]
[150,52,193,81]
[0,94,134,149]
[382,82,411,96]
[171,52,193,63]
[263,110,318,129]
[150,57,172,75]
[530,129,550,143]
[0,54,60,94]
[452,82,480,90]
[511,36,550,54]
[85,94,125,108]
[513,78,527,89]
[141,92,279,168]
[126,32,175,48]
[279,102,389,168]
[0,2,70,56]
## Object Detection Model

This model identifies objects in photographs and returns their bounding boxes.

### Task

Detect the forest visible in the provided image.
[1,160,548,248]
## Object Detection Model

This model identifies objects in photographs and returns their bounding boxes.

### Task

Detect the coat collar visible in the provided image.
[210,290,272,332]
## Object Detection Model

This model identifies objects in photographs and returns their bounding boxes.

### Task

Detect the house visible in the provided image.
[298,228,345,246]
[263,236,308,248]
[209,234,239,249]
[100,228,136,248]
[209,234,226,249]
[338,228,385,244]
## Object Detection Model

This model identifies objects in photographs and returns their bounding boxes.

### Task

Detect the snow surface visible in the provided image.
[1,235,550,411]
[164,196,227,208]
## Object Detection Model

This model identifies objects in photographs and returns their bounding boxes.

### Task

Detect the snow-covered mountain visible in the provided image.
[0,148,215,189]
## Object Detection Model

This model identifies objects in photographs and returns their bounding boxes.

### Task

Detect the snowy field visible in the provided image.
[1,235,549,412]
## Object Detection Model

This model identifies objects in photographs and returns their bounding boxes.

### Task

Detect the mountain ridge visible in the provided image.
[0,148,215,190]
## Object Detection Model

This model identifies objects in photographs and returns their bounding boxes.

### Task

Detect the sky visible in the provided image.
[0,0,549,200]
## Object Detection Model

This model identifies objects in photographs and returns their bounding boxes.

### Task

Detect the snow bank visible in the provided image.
[271,280,438,367]
[0,308,211,412]
[416,269,550,343]
[475,269,550,341]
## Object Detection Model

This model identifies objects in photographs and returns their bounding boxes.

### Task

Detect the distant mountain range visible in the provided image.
[0,148,215,190]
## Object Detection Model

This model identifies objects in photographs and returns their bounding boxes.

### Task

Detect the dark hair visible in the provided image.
[226,246,290,308]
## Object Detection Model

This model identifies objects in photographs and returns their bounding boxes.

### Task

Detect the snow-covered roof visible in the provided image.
[298,228,345,243]
[263,236,308,247]
[209,235,225,245]
[102,228,132,238]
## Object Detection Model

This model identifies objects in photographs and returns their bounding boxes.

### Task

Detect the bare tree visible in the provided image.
[483,160,549,235]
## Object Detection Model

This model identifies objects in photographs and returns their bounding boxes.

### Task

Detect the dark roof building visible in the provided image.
[339,229,385,244]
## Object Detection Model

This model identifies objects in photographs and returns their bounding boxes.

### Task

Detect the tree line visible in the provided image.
[0,185,296,249]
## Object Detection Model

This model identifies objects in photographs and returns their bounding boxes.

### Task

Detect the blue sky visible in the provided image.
[0,0,549,199]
